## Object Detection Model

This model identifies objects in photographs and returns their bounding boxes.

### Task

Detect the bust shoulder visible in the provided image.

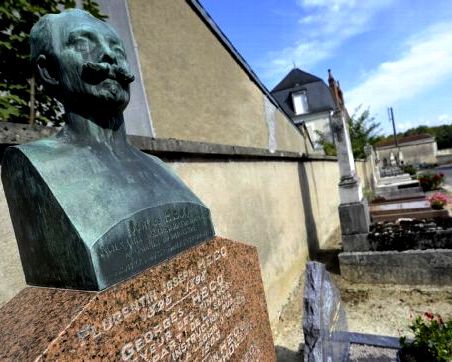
[2,136,93,178]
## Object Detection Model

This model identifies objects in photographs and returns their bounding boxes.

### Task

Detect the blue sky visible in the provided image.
[199,0,452,135]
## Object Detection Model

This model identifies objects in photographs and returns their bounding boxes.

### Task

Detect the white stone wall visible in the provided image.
[377,141,437,165]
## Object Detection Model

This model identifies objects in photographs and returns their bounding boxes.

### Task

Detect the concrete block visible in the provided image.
[342,233,370,252]
[339,201,370,235]
[339,249,452,285]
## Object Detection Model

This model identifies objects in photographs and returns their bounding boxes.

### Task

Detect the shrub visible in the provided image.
[417,172,445,191]
[363,188,376,202]
[402,164,417,176]
[428,192,449,210]
[399,313,452,362]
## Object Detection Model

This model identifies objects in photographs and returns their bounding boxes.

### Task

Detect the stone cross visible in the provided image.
[332,109,370,251]
[332,109,363,204]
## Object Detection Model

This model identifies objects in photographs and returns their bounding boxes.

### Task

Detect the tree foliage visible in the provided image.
[0,0,106,126]
[381,124,452,150]
[347,107,381,159]
[317,107,382,159]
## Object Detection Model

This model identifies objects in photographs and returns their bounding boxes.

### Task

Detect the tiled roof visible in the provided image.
[270,68,335,118]
[375,134,434,148]
[271,68,322,92]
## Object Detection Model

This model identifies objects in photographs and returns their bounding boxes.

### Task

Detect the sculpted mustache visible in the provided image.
[81,62,135,85]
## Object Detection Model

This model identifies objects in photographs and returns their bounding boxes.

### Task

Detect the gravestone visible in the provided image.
[0,9,275,360]
[303,262,348,362]
[302,262,401,362]
[0,238,275,361]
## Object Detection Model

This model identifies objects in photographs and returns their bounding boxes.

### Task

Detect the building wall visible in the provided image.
[294,111,332,149]
[126,0,305,153]
[0,171,26,306]
[377,141,437,165]
[437,148,452,165]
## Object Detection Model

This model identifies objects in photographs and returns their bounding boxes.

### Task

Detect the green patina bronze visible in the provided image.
[1,9,214,290]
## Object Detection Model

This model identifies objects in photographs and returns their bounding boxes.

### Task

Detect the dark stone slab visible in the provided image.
[0,237,276,361]
[346,332,401,348]
[302,262,405,361]
[348,344,398,361]
[303,261,348,362]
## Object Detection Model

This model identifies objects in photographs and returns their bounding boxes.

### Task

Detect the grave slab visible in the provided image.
[0,237,275,361]
[371,208,449,222]
[369,200,431,215]
[339,249,452,285]
[370,193,425,204]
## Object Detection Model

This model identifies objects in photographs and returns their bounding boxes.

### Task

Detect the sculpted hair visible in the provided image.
[30,9,101,67]
[30,13,55,67]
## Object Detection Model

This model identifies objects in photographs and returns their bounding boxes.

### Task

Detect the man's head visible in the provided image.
[30,9,134,117]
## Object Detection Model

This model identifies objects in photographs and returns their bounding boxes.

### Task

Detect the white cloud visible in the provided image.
[393,114,450,134]
[397,121,415,132]
[438,114,452,123]
[261,0,393,85]
[346,22,452,113]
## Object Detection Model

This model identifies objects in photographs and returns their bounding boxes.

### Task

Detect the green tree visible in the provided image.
[0,0,106,126]
[317,107,382,159]
[315,130,337,156]
[347,107,381,159]
[378,123,452,150]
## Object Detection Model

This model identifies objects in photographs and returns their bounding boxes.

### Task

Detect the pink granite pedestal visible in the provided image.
[0,237,275,361]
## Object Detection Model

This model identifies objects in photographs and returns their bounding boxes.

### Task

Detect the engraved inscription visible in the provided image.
[76,246,264,361]
[94,203,214,287]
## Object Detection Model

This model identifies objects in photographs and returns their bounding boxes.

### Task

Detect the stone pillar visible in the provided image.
[332,110,370,251]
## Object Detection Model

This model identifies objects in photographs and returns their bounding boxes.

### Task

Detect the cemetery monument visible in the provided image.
[332,109,370,251]
[1,9,215,291]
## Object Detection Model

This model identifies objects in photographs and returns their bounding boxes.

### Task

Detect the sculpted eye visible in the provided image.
[68,36,90,52]
[74,38,90,52]
[68,31,96,53]
[113,47,126,58]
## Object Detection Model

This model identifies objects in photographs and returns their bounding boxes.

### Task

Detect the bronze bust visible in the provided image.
[1,9,214,290]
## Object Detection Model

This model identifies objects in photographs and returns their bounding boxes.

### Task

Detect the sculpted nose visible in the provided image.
[99,42,116,65]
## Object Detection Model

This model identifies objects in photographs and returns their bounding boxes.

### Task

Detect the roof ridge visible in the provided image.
[271,68,323,92]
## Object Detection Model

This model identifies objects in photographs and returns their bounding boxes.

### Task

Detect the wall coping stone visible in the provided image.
[0,123,370,164]
[0,122,352,163]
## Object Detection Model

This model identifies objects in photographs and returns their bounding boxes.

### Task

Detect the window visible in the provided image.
[292,91,308,115]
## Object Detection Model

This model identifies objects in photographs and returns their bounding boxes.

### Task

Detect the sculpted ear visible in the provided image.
[36,55,59,86]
